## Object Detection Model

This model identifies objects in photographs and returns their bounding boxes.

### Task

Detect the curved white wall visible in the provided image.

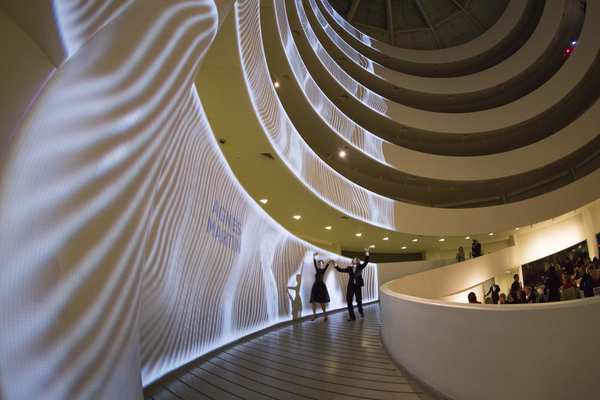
[0,1,379,398]
[380,208,600,399]
[380,286,600,400]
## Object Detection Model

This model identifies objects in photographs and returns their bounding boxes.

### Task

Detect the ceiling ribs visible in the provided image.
[413,0,442,49]
[386,0,395,46]
[449,0,485,32]
[347,0,361,23]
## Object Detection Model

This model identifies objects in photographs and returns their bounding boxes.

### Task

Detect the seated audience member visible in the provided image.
[485,297,493,304]
[524,285,538,303]
[544,266,562,302]
[583,268,599,298]
[580,265,592,292]
[561,275,577,301]
[562,275,575,290]
[574,265,582,281]
[517,290,527,303]
[507,292,520,304]
[468,292,481,304]
[498,293,507,304]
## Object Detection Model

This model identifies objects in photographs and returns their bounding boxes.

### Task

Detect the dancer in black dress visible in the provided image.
[310,253,331,321]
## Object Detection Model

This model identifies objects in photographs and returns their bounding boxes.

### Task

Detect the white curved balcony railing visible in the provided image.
[244,0,600,236]
[379,252,600,400]
[269,0,389,165]
[281,0,600,184]
[311,0,564,96]
[307,0,600,136]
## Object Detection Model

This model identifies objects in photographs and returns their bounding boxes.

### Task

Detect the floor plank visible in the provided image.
[145,303,431,400]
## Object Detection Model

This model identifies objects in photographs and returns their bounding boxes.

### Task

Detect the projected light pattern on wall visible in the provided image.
[0,1,378,397]
[54,0,138,59]
[311,0,375,72]
[271,0,389,163]
[139,87,377,386]
[295,0,389,116]
[238,0,396,231]
[317,0,373,47]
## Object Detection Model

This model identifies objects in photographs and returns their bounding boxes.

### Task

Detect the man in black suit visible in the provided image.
[485,279,500,304]
[335,247,369,321]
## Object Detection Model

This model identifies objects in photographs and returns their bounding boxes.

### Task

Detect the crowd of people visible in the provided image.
[471,253,600,304]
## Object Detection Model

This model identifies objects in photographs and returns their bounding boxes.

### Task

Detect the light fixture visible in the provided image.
[325,226,331,230]
[383,237,388,241]
[369,245,375,248]
[439,238,445,241]
[259,199,268,204]
[355,233,362,237]
[465,236,470,240]
[293,215,300,219]
[274,81,280,88]
[401,246,406,249]
[339,150,346,157]
[515,228,520,230]
[412,239,417,242]
[489,233,494,236]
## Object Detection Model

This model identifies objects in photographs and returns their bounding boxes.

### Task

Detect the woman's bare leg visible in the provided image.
[311,302,317,321]
[320,303,327,320]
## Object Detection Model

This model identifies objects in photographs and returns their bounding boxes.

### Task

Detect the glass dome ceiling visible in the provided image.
[325,0,510,49]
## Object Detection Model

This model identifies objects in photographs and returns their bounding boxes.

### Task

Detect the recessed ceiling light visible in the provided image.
[293,215,300,219]
[383,237,388,240]
[401,246,406,249]
[412,239,417,242]
[489,233,494,235]
[274,81,280,88]
[355,233,362,237]
[439,238,445,241]
[325,226,331,230]
[339,150,346,157]
[465,236,470,240]
[515,228,520,230]
[259,199,268,204]
[369,245,375,248]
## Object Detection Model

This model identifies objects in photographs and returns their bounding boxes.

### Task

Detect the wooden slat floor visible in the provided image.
[145,303,431,400]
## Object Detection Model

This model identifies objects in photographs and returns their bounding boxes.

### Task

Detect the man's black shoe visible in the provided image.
[347,317,355,321]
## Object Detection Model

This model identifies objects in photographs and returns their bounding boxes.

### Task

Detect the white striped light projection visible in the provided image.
[271,0,389,163]
[139,87,377,386]
[317,0,374,47]
[0,1,378,398]
[311,0,376,72]
[295,0,388,115]
[54,0,139,59]
[237,0,396,231]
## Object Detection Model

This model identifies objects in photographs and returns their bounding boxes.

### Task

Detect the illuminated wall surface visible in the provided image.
[2,0,600,398]
[0,0,377,398]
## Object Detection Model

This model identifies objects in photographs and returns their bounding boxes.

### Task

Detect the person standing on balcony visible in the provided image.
[472,239,482,258]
